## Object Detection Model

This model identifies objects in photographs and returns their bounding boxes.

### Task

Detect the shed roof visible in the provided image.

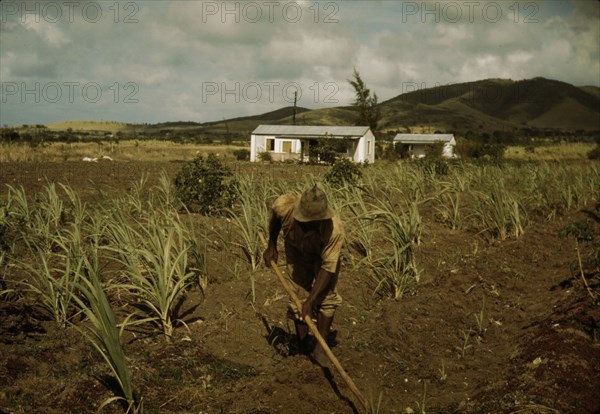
[394,134,455,144]
[252,125,370,138]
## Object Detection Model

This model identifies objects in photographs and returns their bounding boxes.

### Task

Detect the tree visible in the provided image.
[348,68,380,131]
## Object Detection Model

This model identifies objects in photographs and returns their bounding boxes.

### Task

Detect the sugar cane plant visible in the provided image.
[37,182,65,231]
[472,177,527,240]
[15,225,84,328]
[60,183,87,226]
[435,184,463,230]
[71,244,141,413]
[226,175,270,272]
[366,199,421,300]
[106,208,196,340]
[433,163,475,230]
[346,186,377,262]
[225,175,272,302]
[5,184,36,245]
[5,184,32,229]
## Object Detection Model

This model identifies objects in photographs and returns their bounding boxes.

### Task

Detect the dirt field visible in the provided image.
[1,160,599,414]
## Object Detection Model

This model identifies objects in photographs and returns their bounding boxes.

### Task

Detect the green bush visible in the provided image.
[424,142,445,160]
[257,151,272,162]
[314,140,338,165]
[174,154,237,215]
[456,140,506,160]
[307,137,349,165]
[377,142,408,161]
[588,145,600,160]
[324,158,363,187]
[233,148,250,161]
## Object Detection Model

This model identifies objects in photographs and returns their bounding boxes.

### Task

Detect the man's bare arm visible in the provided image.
[263,212,282,265]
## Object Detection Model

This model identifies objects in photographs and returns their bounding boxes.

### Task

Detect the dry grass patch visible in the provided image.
[0,141,242,163]
[506,143,595,161]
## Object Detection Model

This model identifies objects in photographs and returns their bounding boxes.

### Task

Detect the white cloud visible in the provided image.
[433,24,472,46]
[21,20,69,47]
[507,51,534,65]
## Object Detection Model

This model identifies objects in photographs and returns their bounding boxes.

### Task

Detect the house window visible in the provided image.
[266,138,275,151]
[367,140,372,155]
[282,141,292,153]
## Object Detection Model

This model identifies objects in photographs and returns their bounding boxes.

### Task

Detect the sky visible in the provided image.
[0,0,599,126]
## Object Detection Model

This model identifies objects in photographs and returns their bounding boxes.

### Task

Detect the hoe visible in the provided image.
[260,236,369,413]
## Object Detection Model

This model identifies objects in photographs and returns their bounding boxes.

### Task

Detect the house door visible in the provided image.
[282,141,292,153]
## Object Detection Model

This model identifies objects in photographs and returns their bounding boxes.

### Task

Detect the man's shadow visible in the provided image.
[258,315,358,414]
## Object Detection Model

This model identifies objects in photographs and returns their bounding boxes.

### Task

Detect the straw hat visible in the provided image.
[293,185,334,222]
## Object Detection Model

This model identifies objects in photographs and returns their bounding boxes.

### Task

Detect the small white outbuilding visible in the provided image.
[250,125,375,163]
[393,134,456,159]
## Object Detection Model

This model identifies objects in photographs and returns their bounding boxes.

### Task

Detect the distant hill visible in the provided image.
[41,78,599,137]
[198,106,312,134]
[215,105,312,123]
[377,77,600,133]
[580,85,600,99]
[201,77,599,136]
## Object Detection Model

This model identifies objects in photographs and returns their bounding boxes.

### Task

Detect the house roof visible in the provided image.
[393,134,455,144]
[252,125,370,138]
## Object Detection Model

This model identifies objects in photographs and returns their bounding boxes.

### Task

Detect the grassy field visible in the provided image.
[0,141,245,163]
[0,140,596,163]
[45,120,130,133]
[505,142,596,160]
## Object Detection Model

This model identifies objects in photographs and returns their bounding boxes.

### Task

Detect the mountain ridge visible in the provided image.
[39,77,599,136]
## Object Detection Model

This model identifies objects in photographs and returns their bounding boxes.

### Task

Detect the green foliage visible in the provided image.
[559,219,599,294]
[456,139,506,159]
[473,178,527,240]
[424,142,445,160]
[308,137,350,165]
[257,151,273,162]
[225,176,272,301]
[314,140,338,165]
[588,144,600,160]
[377,142,408,161]
[0,199,21,255]
[174,154,237,215]
[71,247,141,413]
[16,234,83,328]
[559,220,594,241]
[365,200,421,300]
[0,128,20,142]
[416,158,450,177]
[233,148,250,161]
[106,210,197,340]
[348,68,380,130]
[325,158,363,188]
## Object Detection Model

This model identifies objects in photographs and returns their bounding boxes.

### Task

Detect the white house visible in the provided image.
[393,134,456,159]
[250,125,375,163]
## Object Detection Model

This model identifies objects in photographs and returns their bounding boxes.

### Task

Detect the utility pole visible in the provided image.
[293,91,297,125]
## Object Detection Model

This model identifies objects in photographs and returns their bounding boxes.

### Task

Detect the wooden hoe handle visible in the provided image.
[265,258,369,413]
